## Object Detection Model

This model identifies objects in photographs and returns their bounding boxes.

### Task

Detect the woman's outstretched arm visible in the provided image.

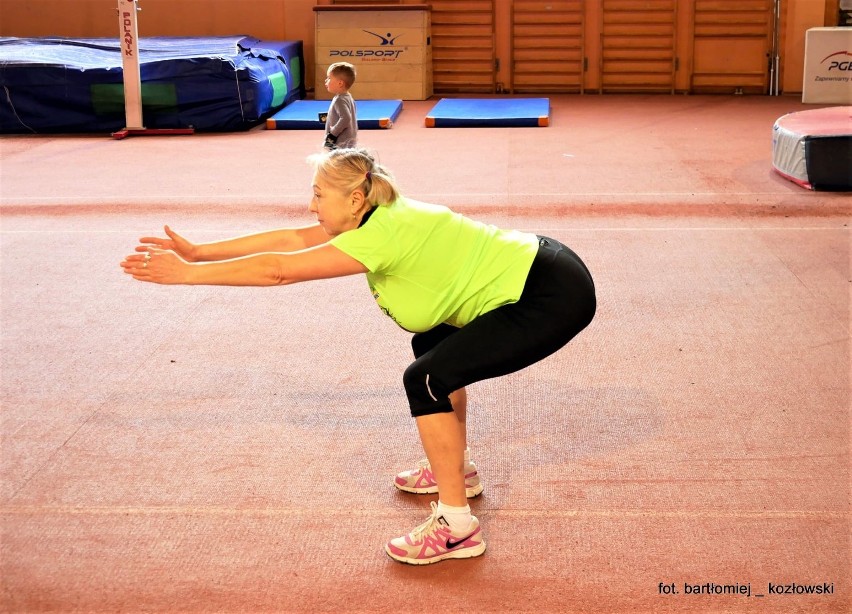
[120,242,367,286]
[136,224,331,263]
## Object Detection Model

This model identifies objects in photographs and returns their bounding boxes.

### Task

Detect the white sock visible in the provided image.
[464,447,471,463]
[437,501,472,533]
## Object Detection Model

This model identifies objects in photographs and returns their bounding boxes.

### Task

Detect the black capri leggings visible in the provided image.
[403,236,596,417]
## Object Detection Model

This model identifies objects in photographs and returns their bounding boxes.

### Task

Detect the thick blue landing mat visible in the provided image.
[267,99,402,129]
[0,36,305,133]
[425,98,550,128]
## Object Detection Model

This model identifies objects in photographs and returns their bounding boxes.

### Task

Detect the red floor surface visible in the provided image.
[1,95,849,613]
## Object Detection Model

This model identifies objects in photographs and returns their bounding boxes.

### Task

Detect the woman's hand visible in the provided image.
[135,226,198,262]
[120,248,192,284]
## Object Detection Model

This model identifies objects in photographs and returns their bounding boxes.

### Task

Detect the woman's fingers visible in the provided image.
[121,252,147,267]
[121,249,156,270]
[134,228,189,259]
[136,238,169,249]
[120,249,182,284]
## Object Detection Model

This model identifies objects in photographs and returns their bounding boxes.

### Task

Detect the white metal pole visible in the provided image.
[768,1,776,96]
[771,0,781,95]
[117,0,144,129]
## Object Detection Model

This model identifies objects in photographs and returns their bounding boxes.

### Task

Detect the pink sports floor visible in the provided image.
[1,95,849,613]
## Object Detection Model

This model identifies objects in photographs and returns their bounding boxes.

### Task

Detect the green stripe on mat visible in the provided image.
[90,83,179,116]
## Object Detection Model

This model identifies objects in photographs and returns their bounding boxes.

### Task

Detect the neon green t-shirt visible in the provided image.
[330,197,538,332]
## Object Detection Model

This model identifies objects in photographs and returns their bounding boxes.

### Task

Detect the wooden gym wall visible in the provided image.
[0,0,837,95]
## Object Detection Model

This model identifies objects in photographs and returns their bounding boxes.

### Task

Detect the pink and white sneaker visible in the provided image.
[394,459,484,497]
[385,501,486,564]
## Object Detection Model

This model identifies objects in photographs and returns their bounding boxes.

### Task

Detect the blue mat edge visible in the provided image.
[425,98,550,128]
[428,117,545,128]
[267,100,402,130]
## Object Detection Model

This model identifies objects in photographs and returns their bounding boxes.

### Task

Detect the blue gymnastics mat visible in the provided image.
[266,99,402,130]
[425,98,550,128]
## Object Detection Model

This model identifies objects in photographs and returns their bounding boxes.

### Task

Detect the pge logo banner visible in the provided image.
[803,28,852,103]
[328,30,406,61]
[818,50,852,78]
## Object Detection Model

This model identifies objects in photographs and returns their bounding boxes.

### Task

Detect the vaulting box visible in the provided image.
[314,4,432,100]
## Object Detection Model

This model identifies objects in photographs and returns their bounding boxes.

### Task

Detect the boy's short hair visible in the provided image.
[328,62,357,89]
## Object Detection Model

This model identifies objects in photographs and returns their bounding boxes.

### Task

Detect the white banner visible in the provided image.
[802,27,852,104]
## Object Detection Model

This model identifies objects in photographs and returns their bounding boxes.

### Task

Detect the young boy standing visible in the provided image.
[323,62,358,150]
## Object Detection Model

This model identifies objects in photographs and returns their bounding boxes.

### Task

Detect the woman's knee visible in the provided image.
[403,358,453,417]
[402,358,425,397]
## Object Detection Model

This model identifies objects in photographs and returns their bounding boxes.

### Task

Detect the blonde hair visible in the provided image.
[307,148,400,207]
[327,62,356,89]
